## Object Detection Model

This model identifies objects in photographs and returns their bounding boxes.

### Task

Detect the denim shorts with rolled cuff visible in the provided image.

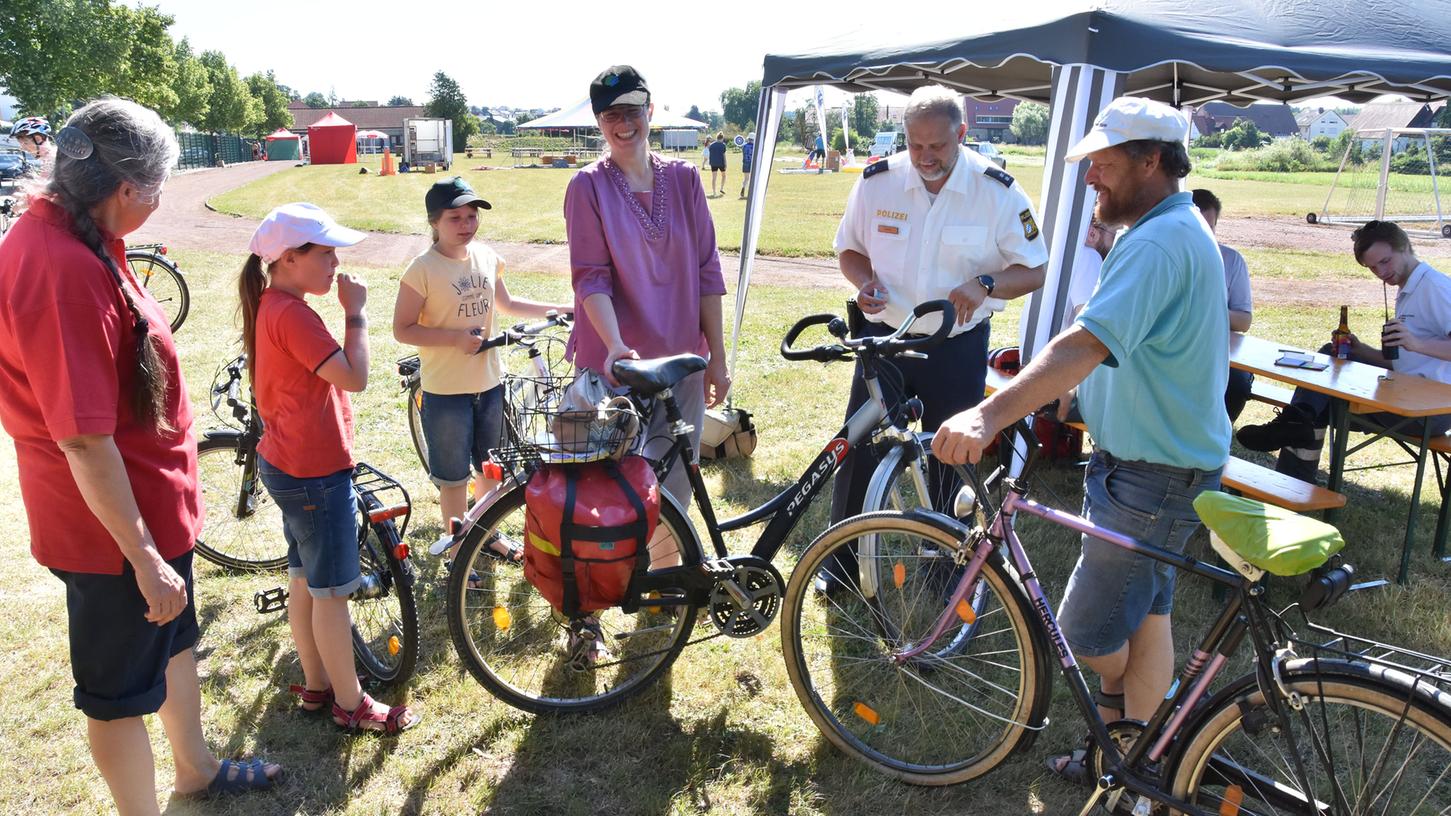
[421,386,504,488]
[50,550,199,721]
[1058,450,1222,658]
[257,454,362,598]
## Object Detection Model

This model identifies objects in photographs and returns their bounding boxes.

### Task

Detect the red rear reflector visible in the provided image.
[158,245,168,255]
[392,543,410,560]
[480,462,503,481]
[368,503,408,522]
[449,517,464,536]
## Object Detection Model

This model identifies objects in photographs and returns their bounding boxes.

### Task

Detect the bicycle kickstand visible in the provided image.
[254,586,289,614]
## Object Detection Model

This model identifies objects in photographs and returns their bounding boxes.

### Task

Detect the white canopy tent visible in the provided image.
[733,0,1451,383]
[519,99,709,131]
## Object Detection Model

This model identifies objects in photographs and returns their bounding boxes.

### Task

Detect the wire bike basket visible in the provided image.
[491,373,643,476]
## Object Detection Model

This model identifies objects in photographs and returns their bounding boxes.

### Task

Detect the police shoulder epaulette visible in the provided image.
[863,159,889,179]
[984,166,1014,187]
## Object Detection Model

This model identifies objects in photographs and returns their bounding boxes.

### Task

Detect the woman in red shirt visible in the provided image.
[0,99,279,811]
[240,202,420,734]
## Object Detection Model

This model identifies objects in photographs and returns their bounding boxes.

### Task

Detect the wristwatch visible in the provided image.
[975,274,996,296]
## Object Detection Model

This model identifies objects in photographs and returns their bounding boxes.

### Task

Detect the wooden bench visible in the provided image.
[1248,379,1293,408]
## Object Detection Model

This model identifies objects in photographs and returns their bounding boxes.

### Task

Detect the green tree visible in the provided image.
[302,91,329,109]
[164,38,210,126]
[719,81,762,129]
[425,70,478,148]
[387,95,413,107]
[0,0,130,117]
[850,93,880,136]
[686,104,705,123]
[1435,105,1451,129]
[110,5,179,115]
[1010,101,1050,145]
[246,71,293,134]
[1218,119,1270,151]
[197,50,257,133]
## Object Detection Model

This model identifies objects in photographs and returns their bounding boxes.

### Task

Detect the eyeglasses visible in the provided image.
[600,106,646,125]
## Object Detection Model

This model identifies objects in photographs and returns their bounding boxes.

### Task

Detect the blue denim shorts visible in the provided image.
[257,455,361,598]
[421,386,504,487]
[1058,451,1222,658]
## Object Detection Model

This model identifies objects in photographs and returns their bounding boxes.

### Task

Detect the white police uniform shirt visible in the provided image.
[834,145,1048,336]
[1394,261,1451,384]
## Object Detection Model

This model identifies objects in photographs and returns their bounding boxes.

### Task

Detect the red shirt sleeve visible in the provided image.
[274,298,342,373]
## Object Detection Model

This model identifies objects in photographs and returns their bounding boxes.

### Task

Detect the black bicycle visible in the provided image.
[443,300,963,714]
[126,243,189,333]
[196,354,419,687]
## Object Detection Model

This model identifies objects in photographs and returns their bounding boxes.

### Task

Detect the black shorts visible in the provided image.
[709,161,726,171]
[50,550,199,720]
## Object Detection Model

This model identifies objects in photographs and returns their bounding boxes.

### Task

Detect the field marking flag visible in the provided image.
[814,85,828,145]
[841,102,851,152]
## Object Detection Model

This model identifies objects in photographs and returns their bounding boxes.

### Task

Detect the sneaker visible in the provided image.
[428,533,454,557]
[1236,404,1317,452]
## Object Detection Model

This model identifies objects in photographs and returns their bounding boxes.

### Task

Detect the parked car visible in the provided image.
[0,149,31,182]
[869,130,904,159]
[965,140,1007,169]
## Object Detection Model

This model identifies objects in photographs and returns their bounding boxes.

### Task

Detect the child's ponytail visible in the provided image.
[238,253,266,376]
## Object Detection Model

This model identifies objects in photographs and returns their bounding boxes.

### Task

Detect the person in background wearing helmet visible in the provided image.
[12,116,53,164]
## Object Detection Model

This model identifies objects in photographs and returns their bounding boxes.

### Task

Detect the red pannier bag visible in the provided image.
[523,455,660,616]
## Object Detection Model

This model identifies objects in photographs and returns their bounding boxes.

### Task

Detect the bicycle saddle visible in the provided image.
[1193,491,1344,581]
[612,354,708,397]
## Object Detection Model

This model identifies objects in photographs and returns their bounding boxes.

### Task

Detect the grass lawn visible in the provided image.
[2,247,1450,815]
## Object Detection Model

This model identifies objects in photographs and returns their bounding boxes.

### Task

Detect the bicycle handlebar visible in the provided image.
[778,300,957,364]
[779,313,848,362]
[474,310,573,354]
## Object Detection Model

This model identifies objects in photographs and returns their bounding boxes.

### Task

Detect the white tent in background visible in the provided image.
[518,99,710,131]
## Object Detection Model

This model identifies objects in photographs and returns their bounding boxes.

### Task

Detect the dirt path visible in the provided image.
[132,163,1446,305]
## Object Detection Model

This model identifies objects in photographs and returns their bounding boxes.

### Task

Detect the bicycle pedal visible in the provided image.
[254,586,289,614]
[701,558,736,578]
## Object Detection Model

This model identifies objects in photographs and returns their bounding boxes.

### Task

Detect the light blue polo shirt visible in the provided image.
[1075,191,1231,471]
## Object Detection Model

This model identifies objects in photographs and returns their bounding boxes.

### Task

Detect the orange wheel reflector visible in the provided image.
[892,562,906,589]
[1219,786,1243,815]
[492,605,512,630]
[413,392,423,409]
[368,503,408,522]
[392,543,409,560]
[387,635,401,656]
[645,591,662,614]
[956,598,977,624]
[852,701,881,726]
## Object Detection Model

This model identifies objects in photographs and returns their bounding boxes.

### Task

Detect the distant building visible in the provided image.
[1346,102,1441,152]
[1193,102,1299,139]
[963,98,1019,142]
[1296,108,1350,140]
[286,102,428,148]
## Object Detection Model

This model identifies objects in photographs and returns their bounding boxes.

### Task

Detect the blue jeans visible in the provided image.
[1059,450,1222,658]
[421,386,504,487]
[257,455,361,598]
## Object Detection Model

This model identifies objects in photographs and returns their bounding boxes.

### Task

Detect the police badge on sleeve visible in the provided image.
[1019,209,1040,241]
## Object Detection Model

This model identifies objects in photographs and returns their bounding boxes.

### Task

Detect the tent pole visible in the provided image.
[727,87,788,404]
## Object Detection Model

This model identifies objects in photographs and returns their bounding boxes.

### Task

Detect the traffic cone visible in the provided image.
[380,147,397,176]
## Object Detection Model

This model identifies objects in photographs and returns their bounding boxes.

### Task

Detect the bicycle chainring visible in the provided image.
[1092,719,1153,815]
[707,556,784,638]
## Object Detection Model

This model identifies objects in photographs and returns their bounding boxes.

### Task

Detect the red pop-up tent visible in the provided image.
[307,112,357,164]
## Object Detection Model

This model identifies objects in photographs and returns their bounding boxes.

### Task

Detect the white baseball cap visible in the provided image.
[249,202,366,264]
[1065,96,1190,162]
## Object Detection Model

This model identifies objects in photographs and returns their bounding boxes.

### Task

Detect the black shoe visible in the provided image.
[1237,404,1317,452]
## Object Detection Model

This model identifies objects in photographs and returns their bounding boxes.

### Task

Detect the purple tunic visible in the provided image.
[564,154,726,371]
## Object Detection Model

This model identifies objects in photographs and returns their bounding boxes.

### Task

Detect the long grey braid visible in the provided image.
[42,98,180,434]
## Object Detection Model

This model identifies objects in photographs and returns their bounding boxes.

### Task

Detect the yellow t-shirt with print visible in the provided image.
[400,243,504,394]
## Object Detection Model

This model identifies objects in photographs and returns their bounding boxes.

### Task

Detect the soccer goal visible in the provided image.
[1310,127,1451,239]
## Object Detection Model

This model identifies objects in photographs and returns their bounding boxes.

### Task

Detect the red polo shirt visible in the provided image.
[0,198,200,574]
[254,289,354,478]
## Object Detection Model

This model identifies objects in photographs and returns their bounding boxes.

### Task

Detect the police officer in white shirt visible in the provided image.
[821,85,1048,592]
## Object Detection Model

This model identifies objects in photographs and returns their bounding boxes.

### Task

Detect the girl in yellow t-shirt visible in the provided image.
[391,177,567,572]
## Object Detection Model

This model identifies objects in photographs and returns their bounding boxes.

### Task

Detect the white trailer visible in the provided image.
[403,118,453,170]
[662,129,698,151]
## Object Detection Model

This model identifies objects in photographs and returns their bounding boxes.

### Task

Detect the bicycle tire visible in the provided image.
[781,510,1051,786]
[126,250,189,333]
[193,435,288,571]
[405,381,430,474]
[351,497,419,688]
[446,483,701,714]
[1168,659,1451,815]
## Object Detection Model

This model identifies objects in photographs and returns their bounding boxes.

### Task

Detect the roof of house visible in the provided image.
[1295,109,1347,127]
[1198,102,1299,137]
[288,106,429,131]
[1346,102,1439,133]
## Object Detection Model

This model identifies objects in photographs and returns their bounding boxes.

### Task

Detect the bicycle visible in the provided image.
[195,354,419,687]
[443,300,962,715]
[397,311,573,476]
[779,420,1451,814]
[125,243,189,333]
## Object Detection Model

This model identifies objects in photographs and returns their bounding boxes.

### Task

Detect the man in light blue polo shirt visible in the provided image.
[933,96,1229,786]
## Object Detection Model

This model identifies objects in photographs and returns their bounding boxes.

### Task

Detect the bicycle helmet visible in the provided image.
[12,117,52,140]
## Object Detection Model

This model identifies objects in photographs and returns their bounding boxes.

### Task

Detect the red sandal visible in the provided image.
[288,684,334,714]
[331,693,420,735]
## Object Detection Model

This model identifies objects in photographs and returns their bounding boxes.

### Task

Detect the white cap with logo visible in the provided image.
[249,202,366,264]
[1065,96,1190,163]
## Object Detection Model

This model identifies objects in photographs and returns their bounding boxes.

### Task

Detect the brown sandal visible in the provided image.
[331,693,420,735]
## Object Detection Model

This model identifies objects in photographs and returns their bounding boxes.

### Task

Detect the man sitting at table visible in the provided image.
[1238,220,1451,482]
[1192,188,1255,420]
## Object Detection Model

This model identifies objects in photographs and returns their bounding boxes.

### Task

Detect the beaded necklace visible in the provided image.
[602,152,668,242]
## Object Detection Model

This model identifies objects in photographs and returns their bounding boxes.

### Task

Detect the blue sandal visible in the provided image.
[182,758,281,798]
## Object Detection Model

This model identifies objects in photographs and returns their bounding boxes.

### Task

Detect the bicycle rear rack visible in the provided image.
[352,461,412,540]
[1299,619,1451,692]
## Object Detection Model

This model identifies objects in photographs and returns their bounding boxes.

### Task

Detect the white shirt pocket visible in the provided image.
[868,219,911,278]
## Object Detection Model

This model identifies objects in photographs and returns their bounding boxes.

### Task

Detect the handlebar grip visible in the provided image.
[780,313,839,361]
[881,300,955,356]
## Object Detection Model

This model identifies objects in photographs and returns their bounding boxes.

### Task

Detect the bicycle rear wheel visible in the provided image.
[193,435,288,571]
[127,250,189,333]
[1169,660,1451,815]
[446,484,700,714]
[781,511,1049,785]
[350,499,418,688]
[405,381,429,474]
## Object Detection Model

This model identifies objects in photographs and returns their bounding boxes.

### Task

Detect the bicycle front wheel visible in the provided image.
[127,250,189,333]
[1168,660,1451,815]
[405,382,430,475]
[781,511,1049,786]
[351,501,419,688]
[193,436,288,571]
[446,484,700,714]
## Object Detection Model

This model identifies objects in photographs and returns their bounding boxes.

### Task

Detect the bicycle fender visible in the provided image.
[201,428,243,444]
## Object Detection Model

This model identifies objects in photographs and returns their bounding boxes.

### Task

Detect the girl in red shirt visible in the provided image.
[240,202,420,735]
